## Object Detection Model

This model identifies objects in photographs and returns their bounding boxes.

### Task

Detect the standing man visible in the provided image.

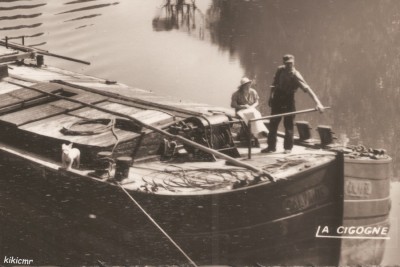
[262,54,325,153]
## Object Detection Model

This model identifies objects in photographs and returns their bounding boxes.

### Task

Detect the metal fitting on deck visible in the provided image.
[0,64,9,80]
[36,55,44,67]
[115,156,132,181]
[317,125,335,146]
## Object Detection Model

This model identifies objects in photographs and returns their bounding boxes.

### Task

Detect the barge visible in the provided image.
[0,43,392,266]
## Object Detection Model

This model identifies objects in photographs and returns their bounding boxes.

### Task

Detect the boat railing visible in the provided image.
[247,108,327,159]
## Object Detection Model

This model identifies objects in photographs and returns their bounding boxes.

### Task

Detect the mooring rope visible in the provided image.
[116,182,198,267]
[110,118,120,154]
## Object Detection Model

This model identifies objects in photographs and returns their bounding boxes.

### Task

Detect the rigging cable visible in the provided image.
[116,182,198,267]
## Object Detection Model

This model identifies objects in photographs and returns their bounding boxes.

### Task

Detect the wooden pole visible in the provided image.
[0,40,90,65]
[247,107,331,159]
[250,107,330,123]
[7,81,275,182]
[39,50,90,65]
[248,121,252,159]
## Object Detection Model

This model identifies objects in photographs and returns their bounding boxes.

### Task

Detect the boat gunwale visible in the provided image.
[128,155,338,197]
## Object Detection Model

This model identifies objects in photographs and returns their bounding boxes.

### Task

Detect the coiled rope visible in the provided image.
[116,182,198,267]
[61,118,120,154]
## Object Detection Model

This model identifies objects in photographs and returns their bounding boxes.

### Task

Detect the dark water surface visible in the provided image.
[1,0,399,265]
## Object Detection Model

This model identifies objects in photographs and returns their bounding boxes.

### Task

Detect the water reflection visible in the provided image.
[64,14,102,23]
[56,1,119,15]
[0,1,119,48]
[153,0,205,38]
[204,0,400,177]
[0,13,42,20]
[0,3,46,11]
[64,0,99,4]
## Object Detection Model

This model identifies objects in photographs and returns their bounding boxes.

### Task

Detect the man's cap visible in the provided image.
[239,77,252,87]
[283,54,295,63]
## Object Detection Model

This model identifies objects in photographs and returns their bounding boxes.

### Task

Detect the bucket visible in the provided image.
[115,156,132,181]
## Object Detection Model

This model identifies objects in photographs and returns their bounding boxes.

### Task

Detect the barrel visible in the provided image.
[340,156,392,265]
[115,156,132,181]
[343,157,392,219]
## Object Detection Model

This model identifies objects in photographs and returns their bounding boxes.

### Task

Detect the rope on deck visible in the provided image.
[116,182,198,267]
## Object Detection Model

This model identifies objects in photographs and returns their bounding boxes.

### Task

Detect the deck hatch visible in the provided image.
[0,82,107,126]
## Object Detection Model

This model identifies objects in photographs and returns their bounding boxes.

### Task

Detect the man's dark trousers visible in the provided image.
[267,103,295,151]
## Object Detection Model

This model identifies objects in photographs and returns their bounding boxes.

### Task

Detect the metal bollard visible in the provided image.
[115,156,132,181]
[0,65,9,80]
[94,151,114,178]
[36,55,44,67]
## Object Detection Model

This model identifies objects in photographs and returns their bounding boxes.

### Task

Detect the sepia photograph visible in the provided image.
[0,0,399,266]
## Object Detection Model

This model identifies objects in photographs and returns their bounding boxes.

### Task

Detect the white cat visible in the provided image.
[61,143,80,170]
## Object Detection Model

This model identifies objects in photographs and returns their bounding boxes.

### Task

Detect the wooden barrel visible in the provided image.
[340,157,392,265]
[343,157,392,219]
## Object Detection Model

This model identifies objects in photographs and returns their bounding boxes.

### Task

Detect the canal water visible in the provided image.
[0,0,399,265]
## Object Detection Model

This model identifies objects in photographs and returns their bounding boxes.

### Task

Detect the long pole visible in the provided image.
[247,107,330,159]
[251,107,330,123]
[7,81,275,182]
[0,40,90,65]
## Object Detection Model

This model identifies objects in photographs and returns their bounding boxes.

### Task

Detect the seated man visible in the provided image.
[231,77,268,141]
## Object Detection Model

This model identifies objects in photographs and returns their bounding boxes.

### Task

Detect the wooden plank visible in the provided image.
[9,66,92,83]
[17,102,173,147]
[20,113,139,147]
[0,94,23,108]
[0,104,66,126]
[0,52,35,64]
[72,91,107,104]
[0,81,109,125]
[131,109,173,126]
[0,83,63,111]
[48,99,82,110]
[0,79,24,94]
[51,80,206,117]
[68,102,142,119]
[9,88,43,99]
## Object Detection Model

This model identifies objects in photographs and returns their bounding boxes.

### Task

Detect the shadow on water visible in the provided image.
[203,0,400,178]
